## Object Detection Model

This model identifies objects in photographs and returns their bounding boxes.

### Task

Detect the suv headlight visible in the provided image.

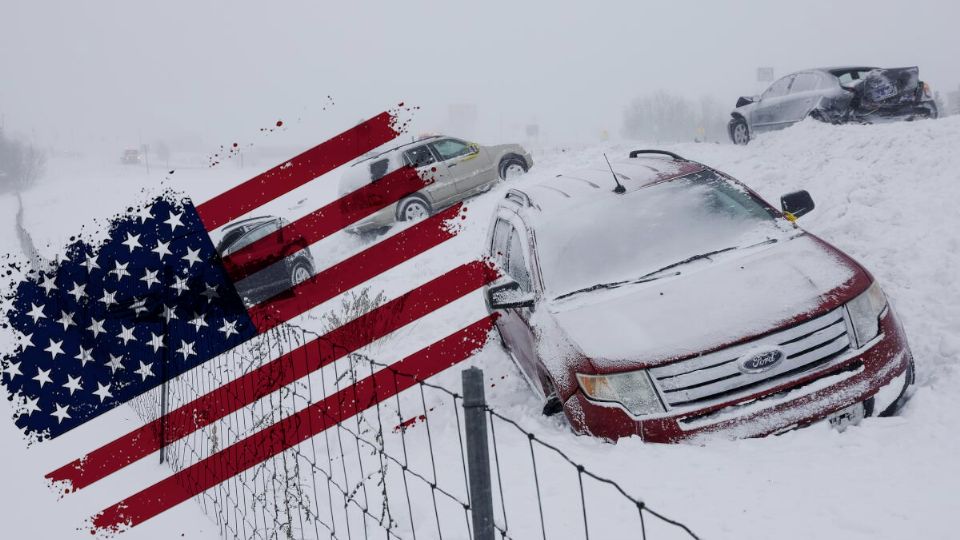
[847,281,887,348]
[576,371,665,416]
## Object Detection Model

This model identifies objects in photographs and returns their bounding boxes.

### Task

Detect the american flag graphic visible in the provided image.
[3,195,257,439]
[0,110,498,533]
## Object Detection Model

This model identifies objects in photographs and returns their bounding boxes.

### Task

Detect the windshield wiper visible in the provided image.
[633,246,737,281]
[553,271,682,301]
[554,240,778,302]
[554,272,660,300]
[553,248,733,301]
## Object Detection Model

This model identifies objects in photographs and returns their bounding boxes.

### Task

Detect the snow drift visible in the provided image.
[2,115,959,539]
[469,116,960,540]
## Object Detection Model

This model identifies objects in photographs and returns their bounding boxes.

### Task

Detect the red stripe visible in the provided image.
[249,203,464,332]
[47,260,498,492]
[90,316,496,533]
[196,112,399,231]
[221,166,428,281]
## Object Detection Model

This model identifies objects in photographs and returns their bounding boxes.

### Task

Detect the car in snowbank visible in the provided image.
[729,66,939,145]
[215,215,315,304]
[339,135,532,234]
[485,150,914,442]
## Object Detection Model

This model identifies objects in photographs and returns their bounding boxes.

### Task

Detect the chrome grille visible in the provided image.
[649,308,851,408]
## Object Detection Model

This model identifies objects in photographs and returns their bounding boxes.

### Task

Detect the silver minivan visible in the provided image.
[339,135,532,234]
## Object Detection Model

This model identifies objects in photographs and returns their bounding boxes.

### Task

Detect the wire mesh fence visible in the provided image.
[128,308,701,540]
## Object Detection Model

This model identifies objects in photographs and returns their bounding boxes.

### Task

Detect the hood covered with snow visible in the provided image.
[548,233,859,369]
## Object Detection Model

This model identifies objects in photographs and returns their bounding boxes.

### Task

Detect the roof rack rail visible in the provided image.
[351,135,443,165]
[628,149,687,160]
[504,189,533,207]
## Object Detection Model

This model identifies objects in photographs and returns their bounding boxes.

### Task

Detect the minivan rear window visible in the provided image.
[370,158,389,181]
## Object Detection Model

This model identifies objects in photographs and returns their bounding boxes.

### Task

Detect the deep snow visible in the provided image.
[470,117,960,539]
[2,116,959,539]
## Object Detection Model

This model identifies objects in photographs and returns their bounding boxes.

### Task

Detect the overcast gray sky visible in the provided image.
[2,0,958,150]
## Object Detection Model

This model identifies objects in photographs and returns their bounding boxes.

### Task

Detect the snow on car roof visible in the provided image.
[508,156,705,215]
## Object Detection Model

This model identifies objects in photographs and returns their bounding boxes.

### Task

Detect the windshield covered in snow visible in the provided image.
[538,170,787,300]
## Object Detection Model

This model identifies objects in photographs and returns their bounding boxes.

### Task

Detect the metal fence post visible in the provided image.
[462,367,495,540]
[159,311,168,464]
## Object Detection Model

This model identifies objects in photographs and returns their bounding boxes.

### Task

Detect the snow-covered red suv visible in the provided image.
[485,150,914,442]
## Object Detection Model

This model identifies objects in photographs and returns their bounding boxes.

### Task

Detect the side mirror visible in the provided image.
[487,280,535,310]
[736,96,757,107]
[469,144,480,154]
[780,190,815,219]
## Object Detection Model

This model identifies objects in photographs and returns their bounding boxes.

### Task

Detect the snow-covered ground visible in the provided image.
[2,116,959,539]
[470,117,960,540]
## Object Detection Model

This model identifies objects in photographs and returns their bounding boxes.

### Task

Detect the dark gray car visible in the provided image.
[729,66,939,144]
[215,216,315,305]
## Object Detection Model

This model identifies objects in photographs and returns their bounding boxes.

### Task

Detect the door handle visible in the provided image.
[448,162,458,168]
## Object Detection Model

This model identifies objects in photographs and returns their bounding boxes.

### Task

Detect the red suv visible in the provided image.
[485,150,914,442]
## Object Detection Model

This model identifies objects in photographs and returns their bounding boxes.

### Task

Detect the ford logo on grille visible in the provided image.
[738,349,785,374]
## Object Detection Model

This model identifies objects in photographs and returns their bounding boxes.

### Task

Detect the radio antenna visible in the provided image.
[604,153,626,194]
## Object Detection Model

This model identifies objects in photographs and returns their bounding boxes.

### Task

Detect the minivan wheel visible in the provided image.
[731,118,750,145]
[499,157,528,180]
[398,197,430,221]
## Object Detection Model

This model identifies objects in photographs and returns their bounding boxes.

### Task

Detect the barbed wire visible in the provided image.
[128,298,701,540]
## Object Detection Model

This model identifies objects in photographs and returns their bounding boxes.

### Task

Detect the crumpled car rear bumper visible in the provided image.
[850,101,938,122]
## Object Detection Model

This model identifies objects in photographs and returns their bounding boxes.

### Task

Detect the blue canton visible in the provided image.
[1,195,256,440]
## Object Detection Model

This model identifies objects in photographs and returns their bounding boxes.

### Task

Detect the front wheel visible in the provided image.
[877,358,915,417]
[540,378,564,417]
[808,108,841,124]
[499,157,528,180]
[730,118,750,145]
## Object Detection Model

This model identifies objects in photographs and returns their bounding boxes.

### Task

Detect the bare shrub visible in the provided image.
[622,91,728,143]
[0,129,46,192]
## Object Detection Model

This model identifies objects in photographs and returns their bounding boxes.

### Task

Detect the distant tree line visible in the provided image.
[622,92,729,143]
[0,128,46,192]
